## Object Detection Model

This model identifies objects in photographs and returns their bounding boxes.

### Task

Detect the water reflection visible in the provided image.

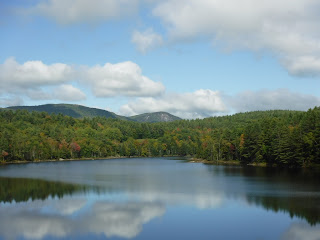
[0,197,165,239]
[282,222,320,240]
[0,177,85,203]
[246,195,320,225]
[204,165,320,225]
[0,158,320,240]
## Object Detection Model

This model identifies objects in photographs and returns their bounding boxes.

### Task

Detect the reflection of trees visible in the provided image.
[242,167,320,225]
[0,175,166,239]
[0,177,87,203]
[205,165,320,225]
[247,195,320,225]
[241,167,320,225]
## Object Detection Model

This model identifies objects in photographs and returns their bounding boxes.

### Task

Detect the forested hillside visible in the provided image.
[1,107,320,167]
[6,104,128,120]
[130,112,181,122]
[6,104,181,122]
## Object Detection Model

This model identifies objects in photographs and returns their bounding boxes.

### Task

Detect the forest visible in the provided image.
[1,107,320,167]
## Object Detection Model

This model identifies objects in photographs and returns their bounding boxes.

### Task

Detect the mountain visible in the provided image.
[130,112,181,123]
[5,104,181,122]
[6,104,128,120]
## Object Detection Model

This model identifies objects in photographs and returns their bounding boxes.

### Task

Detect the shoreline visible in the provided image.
[0,156,127,165]
[0,156,276,167]
[2,156,319,169]
[188,158,242,166]
[0,155,181,165]
[188,158,320,169]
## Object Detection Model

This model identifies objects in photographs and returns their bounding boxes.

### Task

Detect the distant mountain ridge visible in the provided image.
[130,112,181,123]
[7,104,127,120]
[5,104,181,123]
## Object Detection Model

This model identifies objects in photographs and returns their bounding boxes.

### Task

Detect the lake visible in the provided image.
[0,157,320,240]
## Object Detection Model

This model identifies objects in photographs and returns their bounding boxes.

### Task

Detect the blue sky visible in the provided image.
[1,0,320,118]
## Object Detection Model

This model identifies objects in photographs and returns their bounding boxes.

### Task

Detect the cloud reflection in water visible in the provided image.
[0,197,166,239]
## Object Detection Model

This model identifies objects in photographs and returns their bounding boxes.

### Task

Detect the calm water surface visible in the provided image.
[0,157,320,240]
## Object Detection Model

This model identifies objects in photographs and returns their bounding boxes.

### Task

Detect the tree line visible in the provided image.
[1,107,320,167]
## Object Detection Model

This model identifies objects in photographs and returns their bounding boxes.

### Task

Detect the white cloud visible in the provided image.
[135,191,223,209]
[0,96,23,107]
[53,84,86,101]
[0,199,165,240]
[84,61,165,97]
[227,89,320,112]
[19,85,86,102]
[0,58,73,93]
[152,0,320,77]
[28,0,139,24]
[26,89,54,101]
[120,88,320,119]
[282,222,320,240]
[0,58,163,106]
[132,28,164,54]
[120,89,227,118]
[18,0,320,76]
[283,56,320,77]
[0,58,78,106]
[48,199,87,216]
[86,201,165,238]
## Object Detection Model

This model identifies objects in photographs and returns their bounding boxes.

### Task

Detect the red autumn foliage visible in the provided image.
[229,144,236,152]
[70,142,81,152]
[1,151,8,157]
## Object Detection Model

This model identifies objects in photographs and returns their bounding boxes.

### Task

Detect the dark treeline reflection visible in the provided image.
[206,165,320,225]
[247,195,320,225]
[0,177,89,203]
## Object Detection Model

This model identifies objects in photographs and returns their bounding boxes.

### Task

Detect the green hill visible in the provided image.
[7,104,128,120]
[6,104,181,123]
[130,112,181,123]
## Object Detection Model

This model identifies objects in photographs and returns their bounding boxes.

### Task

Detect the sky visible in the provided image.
[1,0,320,119]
